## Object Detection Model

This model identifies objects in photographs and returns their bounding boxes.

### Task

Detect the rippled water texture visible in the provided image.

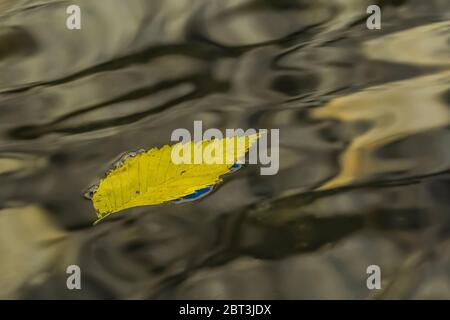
[0,0,450,299]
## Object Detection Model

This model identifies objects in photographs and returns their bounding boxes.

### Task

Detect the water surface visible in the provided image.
[0,0,449,299]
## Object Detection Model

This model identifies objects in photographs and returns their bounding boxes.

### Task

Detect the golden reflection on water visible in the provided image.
[0,205,66,299]
[313,20,450,190]
[313,71,450,190]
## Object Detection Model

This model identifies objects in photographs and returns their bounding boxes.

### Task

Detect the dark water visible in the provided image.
[0,0,449,299]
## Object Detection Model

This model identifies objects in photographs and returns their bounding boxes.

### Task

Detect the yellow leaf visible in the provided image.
[86,134,259,223]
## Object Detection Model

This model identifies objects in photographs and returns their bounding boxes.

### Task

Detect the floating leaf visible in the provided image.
[86,134,259,223]
[172,185,214,203]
